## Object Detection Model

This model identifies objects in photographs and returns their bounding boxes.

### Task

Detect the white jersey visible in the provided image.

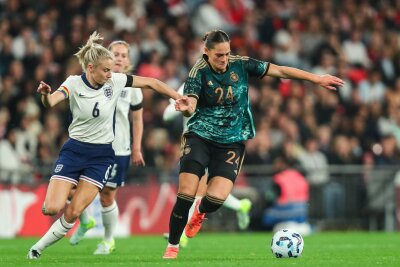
[112,87,143,156]
[58,73,128,144]
[163,84,189,131]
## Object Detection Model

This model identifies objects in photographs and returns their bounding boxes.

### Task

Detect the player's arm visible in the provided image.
[131,107,145,166]
[265,63,345,91]
[175,96,198,117]
[128,75,181,100]
[37,81,66,108]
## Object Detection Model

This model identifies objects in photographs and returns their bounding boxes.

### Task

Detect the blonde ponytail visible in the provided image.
[74,31,114,70]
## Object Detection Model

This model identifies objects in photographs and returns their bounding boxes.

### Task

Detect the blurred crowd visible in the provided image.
[2,0,400,186]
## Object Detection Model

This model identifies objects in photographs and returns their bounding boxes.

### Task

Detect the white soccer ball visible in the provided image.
[271,229,304,258]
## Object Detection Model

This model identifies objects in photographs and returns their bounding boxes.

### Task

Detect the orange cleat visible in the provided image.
[163,246,179,259]
[185,199,206,238]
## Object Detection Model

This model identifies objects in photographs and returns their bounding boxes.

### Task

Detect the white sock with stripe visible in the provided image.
[102,201,118,242]
[32,214,75,252]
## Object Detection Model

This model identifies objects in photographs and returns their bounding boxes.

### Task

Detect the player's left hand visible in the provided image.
[132,150,145,166]
[317,74,345,91]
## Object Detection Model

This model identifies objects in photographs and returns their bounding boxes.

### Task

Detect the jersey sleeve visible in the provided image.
[112,72,128,90]
[130,88,143,111]
[243,57,270,79]
[184,69,202,100]
[57,76,73,99]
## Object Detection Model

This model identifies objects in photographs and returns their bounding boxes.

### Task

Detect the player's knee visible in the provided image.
[100,188,115,207]
[42,203,61,216]
[100,194,114,207]
[65,204,85,220]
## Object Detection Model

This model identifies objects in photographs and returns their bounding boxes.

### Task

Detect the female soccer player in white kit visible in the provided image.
[163,84,252,248]
[69,40,146,254]
[27,32,181,259]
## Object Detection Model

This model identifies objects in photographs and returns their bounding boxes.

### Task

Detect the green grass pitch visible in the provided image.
[0,232,398,266]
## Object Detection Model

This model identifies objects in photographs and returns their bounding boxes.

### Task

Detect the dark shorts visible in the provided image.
[179,132,245,182]
[106,155,130,188]
[50,138,115,190]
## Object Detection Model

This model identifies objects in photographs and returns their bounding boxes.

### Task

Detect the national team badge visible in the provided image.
[103,85,113,100]
[54,164,63,173]
[230,72,239,82]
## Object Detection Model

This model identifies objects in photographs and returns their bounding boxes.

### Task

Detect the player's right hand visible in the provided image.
[175,96,191,112]
[37,81,51,95]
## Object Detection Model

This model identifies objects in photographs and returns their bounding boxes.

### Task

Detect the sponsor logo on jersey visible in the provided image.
[207,80,213,86]
[54,164,63,173]
[103,85,113,100]
[230,71,239,82]
[78,93,86,97]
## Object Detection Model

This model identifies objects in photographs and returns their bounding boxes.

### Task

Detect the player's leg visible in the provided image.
[28,140,81,259]
[185,176,233,238]
[179,173,208,247]
[28,180,97,259]
[93,186,118,254]
[42,179,74,216]
[69,188,97,245]
[223,194,252,230]
[185,141,245,238]
[163,133,208,259]
[164,172,199,259]
[94,155,128,255]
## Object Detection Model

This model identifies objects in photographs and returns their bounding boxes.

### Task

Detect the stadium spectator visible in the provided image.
[261,154,311,236]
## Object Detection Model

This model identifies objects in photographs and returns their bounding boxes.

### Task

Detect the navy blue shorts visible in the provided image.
[106,155,130,188]
[50,138,115,190]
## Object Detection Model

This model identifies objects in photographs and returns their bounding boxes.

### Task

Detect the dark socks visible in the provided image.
[168,193,195,245]
[199,194,224,213]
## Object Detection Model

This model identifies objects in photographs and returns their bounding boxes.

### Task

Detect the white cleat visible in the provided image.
[93,239,115,255]
[27,249,41,260]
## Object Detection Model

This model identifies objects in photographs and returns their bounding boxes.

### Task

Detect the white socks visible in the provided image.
[223,194,242,211]
[102,201,118,242]
[33,214,74,252]
[167,243,179,248]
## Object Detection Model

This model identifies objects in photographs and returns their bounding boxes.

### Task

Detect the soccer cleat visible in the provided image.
[93,239,115,255]
[163,232,189,248]
[27,249,41,260]
[237,198,252,230]
[162,246,179,259]
[69,216,96,245]
[185,199,206,238]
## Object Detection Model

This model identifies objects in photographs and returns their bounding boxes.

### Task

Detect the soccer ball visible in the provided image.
[271,229,304,258]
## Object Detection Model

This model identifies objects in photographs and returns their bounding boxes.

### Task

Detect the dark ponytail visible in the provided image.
[203,30,230,49]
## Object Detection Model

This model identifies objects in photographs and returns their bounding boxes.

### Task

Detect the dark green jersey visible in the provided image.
[184,55,269,144]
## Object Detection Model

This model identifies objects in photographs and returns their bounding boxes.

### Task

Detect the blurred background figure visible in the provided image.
[261,155,311,236]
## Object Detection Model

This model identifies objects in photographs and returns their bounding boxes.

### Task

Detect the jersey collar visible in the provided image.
[81,73,104,90]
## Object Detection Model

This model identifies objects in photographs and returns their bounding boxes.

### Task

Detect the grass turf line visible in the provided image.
[0,232,399,267]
